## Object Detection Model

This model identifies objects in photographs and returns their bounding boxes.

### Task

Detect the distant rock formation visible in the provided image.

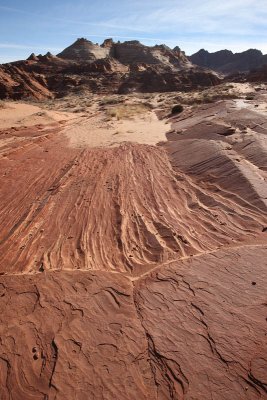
[101,38,114,48]
[190,48,267,74]
[0,37,221,99]
[27,53,39,61]
[56,38,192,70]
[57,38,110,62]
[242,64,267,82]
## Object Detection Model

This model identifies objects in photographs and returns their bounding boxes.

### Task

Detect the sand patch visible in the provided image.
[0,102,75,129]
[234,97,267,116]
[230,82,255,94]
[65,110,170,148]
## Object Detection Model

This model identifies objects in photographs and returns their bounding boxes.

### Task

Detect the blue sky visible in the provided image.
[1,0,267,63]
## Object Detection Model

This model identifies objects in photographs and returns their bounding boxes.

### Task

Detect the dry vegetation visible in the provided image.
[106,102,152,120]
[14,82,259,122]
[0,100,7,108]
[172,84,240,105]
[99,96,123,106]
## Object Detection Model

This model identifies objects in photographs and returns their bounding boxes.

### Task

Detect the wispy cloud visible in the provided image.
[100,0,267,36]
[1,0,267,58]
[0,5,27,13]
[0,43,31,50]
[0,5,38,17]
[0,4,147,33]
[2,0,267,36]
[0,43,61,52]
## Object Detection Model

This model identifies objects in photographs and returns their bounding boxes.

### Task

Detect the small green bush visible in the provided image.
[171,104,184,115]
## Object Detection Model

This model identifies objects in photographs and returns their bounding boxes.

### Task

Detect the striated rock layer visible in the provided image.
[0,137,266,275]
[0,270,157,399]
[0,245,266,399]
[0,98,267,399]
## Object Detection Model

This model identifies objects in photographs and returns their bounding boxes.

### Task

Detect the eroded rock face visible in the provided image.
[118,67,220,93]
[56,38,191,70]
[110,41,191,70]
[0,98,267,399]
[57,38,110,62]
[1,105,266,275]
[1,247,267,399]
[134,245,267,399]
[0,270,157,399]
[0,64,53,100]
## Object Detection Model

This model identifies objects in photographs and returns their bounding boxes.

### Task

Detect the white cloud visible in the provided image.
[0,43,61,52]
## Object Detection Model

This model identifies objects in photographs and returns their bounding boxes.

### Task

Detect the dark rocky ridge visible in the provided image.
[0,38,220,99]
[190,48,267,74]
[244,64,267,82]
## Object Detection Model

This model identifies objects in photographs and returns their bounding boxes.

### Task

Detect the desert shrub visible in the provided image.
[202,95,214,103]
[99,97,122,106]
[246,95,255,100]
[0,100,6,109]
[107,103,150,120]
[109,109,117,117]
[171,104,184,114]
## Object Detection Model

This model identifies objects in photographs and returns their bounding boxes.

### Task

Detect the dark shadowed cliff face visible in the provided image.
[244,64,267,82]
[190,48,267,74]
[0,38,221,99]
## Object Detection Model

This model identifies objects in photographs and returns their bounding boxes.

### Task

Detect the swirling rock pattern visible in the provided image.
[0,98,267,399]
[0,271,157,399]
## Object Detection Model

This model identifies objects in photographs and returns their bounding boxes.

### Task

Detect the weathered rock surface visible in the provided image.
[0,270,157,399]
[1,244,266,399]
[0,97,267,399]
[110,41,191,69]
[134,244,267,399]
[118,67,219,93]
[57,38,110,62]
[1,100,267,275]
[57,38,191,70]
[0,63,53,100]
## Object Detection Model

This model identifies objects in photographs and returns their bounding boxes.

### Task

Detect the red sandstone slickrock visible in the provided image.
[0,47,267,399]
